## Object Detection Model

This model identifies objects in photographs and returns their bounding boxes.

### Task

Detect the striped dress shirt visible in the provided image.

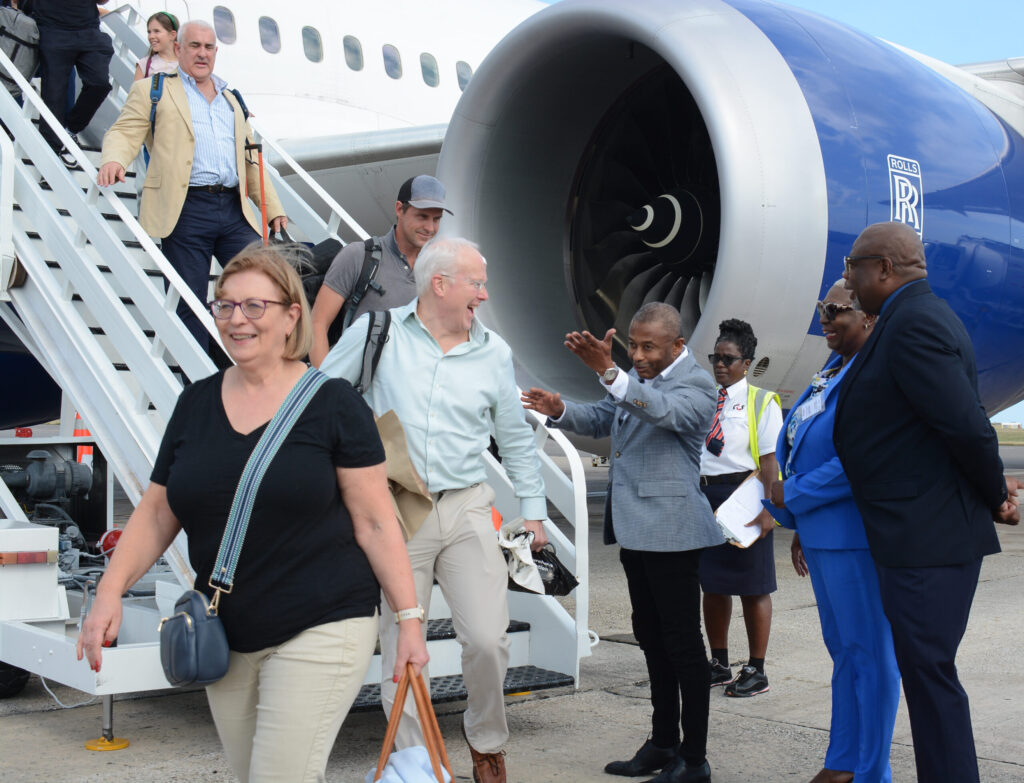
[178,67,239,187]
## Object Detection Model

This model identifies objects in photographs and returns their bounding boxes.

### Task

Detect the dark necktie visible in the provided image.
[706,387,726,456]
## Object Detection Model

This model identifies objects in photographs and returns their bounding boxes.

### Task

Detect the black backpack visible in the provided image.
[301,237,383,346]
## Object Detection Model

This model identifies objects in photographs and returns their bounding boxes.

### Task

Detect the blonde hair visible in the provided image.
[214,243,313,360]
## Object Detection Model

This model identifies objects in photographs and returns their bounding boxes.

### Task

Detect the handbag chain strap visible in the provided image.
[208,367,329,611]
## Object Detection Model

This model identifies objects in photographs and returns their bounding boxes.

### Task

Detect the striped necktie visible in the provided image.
[706,387,727,456]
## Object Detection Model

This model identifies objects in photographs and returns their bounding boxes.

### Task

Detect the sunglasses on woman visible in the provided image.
[815,301,858,321]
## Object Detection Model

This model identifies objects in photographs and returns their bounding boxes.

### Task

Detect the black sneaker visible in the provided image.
[709,657,733,687]
[67,131,80,148]
[58,147,78,169]
[724,664,769,697]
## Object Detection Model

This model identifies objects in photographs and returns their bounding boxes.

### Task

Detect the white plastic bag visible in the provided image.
[365,745,453,783]
[498,521,545,594]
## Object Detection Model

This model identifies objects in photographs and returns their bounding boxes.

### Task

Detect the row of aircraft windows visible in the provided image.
[211,6,474,90]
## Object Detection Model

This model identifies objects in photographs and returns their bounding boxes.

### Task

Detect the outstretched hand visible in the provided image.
[565,329,615,374]
[522,388,565,419]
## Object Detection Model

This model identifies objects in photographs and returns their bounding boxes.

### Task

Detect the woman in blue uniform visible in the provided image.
[766,282,900,783]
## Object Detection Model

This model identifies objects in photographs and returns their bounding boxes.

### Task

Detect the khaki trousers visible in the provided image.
[379,482,511,754]
[205,615,378,783]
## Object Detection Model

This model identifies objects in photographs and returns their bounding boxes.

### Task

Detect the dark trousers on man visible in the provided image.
[620,547,710,766]
[38,26,112,151]
[874,558,983,783]
[161,189,259,351]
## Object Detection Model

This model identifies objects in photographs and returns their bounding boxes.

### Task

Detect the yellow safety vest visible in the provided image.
[746,383,781,472]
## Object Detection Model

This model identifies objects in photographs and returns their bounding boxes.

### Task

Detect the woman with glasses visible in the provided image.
[699,318,782,698]
[764,281,899,783]
[77,243,428,783]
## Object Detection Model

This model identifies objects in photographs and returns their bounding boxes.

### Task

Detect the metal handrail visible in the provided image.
[0,127,13,300]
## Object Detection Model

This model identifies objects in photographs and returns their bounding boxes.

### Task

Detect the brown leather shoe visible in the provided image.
[809,769,854,783]
[467,744,507,783]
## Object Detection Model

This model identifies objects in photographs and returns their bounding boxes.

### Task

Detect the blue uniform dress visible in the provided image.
[766,355,900,782]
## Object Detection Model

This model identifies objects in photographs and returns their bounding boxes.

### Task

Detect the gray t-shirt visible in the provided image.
[322,228,417,324]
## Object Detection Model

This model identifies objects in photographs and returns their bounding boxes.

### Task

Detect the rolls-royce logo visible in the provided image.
[888,154,923,237]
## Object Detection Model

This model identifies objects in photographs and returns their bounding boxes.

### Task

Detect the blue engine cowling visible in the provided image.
[437,0,1024,412]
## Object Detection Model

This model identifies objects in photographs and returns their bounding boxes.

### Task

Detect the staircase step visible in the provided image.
[351,664,574,712]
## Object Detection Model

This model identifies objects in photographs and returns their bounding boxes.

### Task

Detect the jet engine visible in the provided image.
[437,0,1024,411]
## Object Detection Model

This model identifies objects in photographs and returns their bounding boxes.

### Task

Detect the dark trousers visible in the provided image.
[38,27,113,150]
[874,558,983,783]
[620,547,709,766]
[161,189,260,351]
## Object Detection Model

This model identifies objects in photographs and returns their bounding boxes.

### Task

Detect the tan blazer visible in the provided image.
[100,74,284,239]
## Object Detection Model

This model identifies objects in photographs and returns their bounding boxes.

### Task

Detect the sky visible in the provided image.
[544,0,1024,421]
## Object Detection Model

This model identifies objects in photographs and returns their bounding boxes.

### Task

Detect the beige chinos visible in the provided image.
[379,482,511,754]
[205,615,378,783]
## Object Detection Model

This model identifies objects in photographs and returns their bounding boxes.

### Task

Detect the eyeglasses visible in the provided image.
[708,353,744,367]
[843,254,886,274]
[440,273,486,292]
[209,298,289,320]
[815,300,858,321]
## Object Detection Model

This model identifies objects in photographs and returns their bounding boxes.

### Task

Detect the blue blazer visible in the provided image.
[767,355,868,550]
[550,352,724,553]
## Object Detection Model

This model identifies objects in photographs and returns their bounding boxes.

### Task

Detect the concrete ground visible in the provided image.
[1,461,1022,782]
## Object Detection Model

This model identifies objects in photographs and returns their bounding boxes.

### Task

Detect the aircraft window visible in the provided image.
[259,16,281,54]
[420,53,439,87]
[213,6,236,44]
[383,44,403,80]
[344,35,364,71]
[456,61,473,91]
[302,26,322,63]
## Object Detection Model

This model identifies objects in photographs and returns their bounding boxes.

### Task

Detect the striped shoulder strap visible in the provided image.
[209,368,329,596]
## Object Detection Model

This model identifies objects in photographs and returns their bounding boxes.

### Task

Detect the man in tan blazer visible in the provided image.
[98,20,286,351]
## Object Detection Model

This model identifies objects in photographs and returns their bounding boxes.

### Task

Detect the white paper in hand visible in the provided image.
[713,472,763,548]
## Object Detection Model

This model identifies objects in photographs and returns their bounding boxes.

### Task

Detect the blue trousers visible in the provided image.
[161,189,259,350]
[804,547,900,782]
[875,558,983,783]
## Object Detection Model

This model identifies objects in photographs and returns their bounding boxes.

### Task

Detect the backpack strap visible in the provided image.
[148,72,178,134]
[229,87,250,121]
[354,310,391,395]
[341,237,384,332]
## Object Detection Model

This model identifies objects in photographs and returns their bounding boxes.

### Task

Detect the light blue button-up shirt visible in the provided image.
[178,67,239,187]
[321,300,547,519]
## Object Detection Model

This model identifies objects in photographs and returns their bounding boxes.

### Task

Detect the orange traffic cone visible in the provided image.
[74,413,93,468]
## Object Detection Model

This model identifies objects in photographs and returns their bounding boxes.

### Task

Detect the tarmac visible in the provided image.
[1,455,1023,782]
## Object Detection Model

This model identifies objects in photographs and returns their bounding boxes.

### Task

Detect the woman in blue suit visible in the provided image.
[765,282,900,783]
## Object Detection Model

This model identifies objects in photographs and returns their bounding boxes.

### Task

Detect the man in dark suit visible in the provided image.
[523,303,723,783]
[834,221,1019,783]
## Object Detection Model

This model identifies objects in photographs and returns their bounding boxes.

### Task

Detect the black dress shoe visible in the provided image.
[604,739,677,776]
[644,757,711,783]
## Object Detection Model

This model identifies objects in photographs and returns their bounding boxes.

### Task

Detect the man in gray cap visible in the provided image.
[310,175,452,366]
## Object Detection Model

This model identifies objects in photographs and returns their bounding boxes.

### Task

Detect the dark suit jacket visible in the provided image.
[833,280,1003,567]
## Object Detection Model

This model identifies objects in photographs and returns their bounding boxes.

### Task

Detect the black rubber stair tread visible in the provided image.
[351,665,574,712]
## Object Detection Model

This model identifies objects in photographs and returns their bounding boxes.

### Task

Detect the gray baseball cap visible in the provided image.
[397,175,453,215]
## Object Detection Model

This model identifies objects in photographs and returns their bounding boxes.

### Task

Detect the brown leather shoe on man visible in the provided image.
[467,744,507,783]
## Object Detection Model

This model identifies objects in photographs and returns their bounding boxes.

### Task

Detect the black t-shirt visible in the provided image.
[151,371,386,652]
[31,0,100,30]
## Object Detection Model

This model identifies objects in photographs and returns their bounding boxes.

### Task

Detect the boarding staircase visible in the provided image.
[0,6,593,714]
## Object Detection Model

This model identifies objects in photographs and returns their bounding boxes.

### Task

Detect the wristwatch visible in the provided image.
[395,604,426,624]
[601,365,620,384]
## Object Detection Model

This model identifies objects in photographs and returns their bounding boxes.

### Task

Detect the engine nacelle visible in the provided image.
[438,0,1024,412]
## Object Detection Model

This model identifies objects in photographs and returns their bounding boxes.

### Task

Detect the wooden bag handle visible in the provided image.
[373,664,452,782]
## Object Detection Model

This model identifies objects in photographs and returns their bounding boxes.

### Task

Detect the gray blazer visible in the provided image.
[551,352,724,552]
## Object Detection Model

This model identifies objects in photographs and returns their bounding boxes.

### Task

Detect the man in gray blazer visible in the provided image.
[523,302,723,783]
